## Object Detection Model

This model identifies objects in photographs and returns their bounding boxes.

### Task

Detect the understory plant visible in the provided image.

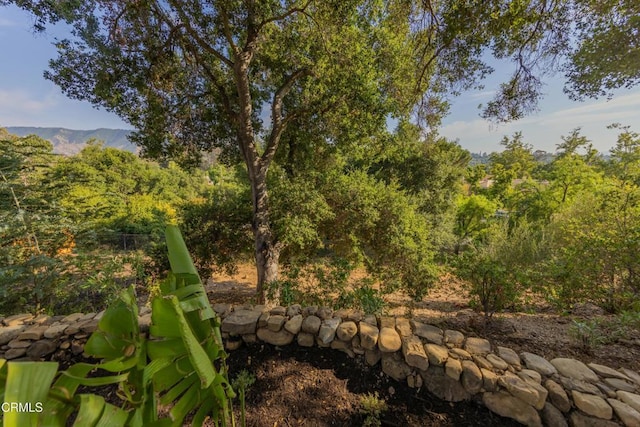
[360,392,387,427]
[0,226,236,426]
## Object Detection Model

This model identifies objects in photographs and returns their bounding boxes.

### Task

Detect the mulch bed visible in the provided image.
[226,343,521,427]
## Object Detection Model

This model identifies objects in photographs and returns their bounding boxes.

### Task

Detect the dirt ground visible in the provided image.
[208,263,640,427]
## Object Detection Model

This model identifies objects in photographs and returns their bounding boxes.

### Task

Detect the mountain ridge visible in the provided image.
[5,126,136,155]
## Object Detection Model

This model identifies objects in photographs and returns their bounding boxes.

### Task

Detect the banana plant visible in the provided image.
[0,226,236,427]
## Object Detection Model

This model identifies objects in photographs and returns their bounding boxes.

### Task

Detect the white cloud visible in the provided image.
[469,90,496,100]
[0,89,57,115]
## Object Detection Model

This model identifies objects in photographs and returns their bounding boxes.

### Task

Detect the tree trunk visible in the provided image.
[249,169,280,304]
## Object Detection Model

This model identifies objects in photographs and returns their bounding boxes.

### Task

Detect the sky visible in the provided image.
[1,4,639,154]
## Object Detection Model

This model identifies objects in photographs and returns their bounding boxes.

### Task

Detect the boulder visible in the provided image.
[411,321,443,344]
[497,346,521,367]
[569,411,619,427]
[421,365,470,402]
[551,358,599,383]
[256,328,294,346]
[378,328,402,352]
[395,318,412,338]
[464,337,491,355]
[572,390,613,419]
[617,391,640,413]
[486,353,509,371]
[424,343,448,366]
[589,363,633,381]
[445,358,462,381]
[301,315,322,334]
[284,315,303,335]
[545,378,572,413]
[381,352,412,382]
[297,332,314,347]
[541,402,568,427]
[444,330,465,347]
[461,360,483,394]
[221,309,262,335]
[604,378,638,393]
[520,352,557,376]
[401,335,429,371]
[267,315,286,332]
[336,321,358,341]
[359,321,379,350]
[482,391,542,427]
[317,317,341,345]
[607,398,640,427]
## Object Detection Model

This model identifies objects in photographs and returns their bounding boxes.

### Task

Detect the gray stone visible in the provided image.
[445,358,462,381]
[225,339,242,351]
[481,368,499,391]
[258,312,269,328]
[402,335,429,371]
[303,306,318,316]
[545,379,572,413]
[551,358,599,383]
[212,303,231,317]
[4,348,27,359]
[365,349,382,366]
[330,339,351,353]
[395,318,412,338]
[32,314,52,325]
[242,334,257,344]
[62,313,84,323]
[359,321,379,350]
[461,360,483,394]
[520,374,550,410]
[424,343,449,366]
[617,391,640,413]
[380,316,395,329]
[381,352,412,382]
[497,346,521,367]
[79,319,100,334]
[267,315,285,332]
[18,326,49,341]
[286,304,302,317]
[421,365,470,402]
[521,352,557,376]
[560,376,603,396]
[7,340,31,349]
[284,315,303,335]
[541,402,568,427]
[317,317,341,345]
[444,329,465,347]
[597,382,618,398]
[464,337,491,355]
[482,391,542,427]
[363,314,377,326]
[79,312,96,322]
[336,321,358,341]
[411,321,443,344]
[297,332,314,347]
[486,353,509,371]
[316,307,333,320]
[620,369,640,387]
[605,377,638,393]
[608,398,640,427]
[407,373,423,389]
[221,309,262,335]
[588,363,632,381]
[301,315,322,334]
[270,306,286,316]
[0,325,27,345]
[572,390,613,419]
[569,411,619,427]
[256,327,294,346]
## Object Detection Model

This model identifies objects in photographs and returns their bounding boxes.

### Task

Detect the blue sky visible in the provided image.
[1,4,639,154]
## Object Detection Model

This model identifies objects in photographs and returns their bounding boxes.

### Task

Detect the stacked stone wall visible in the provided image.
[2,305,640,427]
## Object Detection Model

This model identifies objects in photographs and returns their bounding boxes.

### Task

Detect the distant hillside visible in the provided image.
[5,127,136,155]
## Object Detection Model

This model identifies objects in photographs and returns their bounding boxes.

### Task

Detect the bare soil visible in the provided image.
[210,264,640,427]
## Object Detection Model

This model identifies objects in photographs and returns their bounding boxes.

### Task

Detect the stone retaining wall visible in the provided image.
[2,305,640,427]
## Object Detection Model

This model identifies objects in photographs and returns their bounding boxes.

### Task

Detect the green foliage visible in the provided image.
[232,370,256,427]
[360,392,388,427]
[455,221,546,320]
[0,226,236,426]
[569,319,607,350]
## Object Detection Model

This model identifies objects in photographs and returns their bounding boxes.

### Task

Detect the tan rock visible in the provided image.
[258,312,269,328]
[62,313,84,323]
[545,378,572,413]
[379,316,395,329]
[242,334,257,344]
[267,315,286,332]
[589,363,632,381]
[3,313,34,326]
[445,358,462,381]
[365,349,382,366]
[411,321,443,344]
[336,321,358,341]
[473,355,494,370]
[359,321,379,350]
[461,360,483,394]
[395,318,412,338]
[519,369,542,384]
[482,391,542,427]
[378,327,401,352]
[486,353,509,371]
[256,327,294,346]
[560,376,603,396]
[481,368,498,391]
[464,337,491,355]
[284,314,303,335]
[270,306,286,316]
[572,390,613,419]
[497,346,521,367]
[7,340,31,349]
[402,335,428,371]
[551,358,599,383]
[617,391,640,413]
[0,325,27,345]
[4,348,27,359]
[604,378,637,393]
[444,329,464,347]
[79,319,100,334]
[424,343,448,366]
[449,347,472,360]
[619,369,640,387]
[499,372,545,410]
[286,304,302,318]
[569,411,619,427]
[608,398,640,427]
